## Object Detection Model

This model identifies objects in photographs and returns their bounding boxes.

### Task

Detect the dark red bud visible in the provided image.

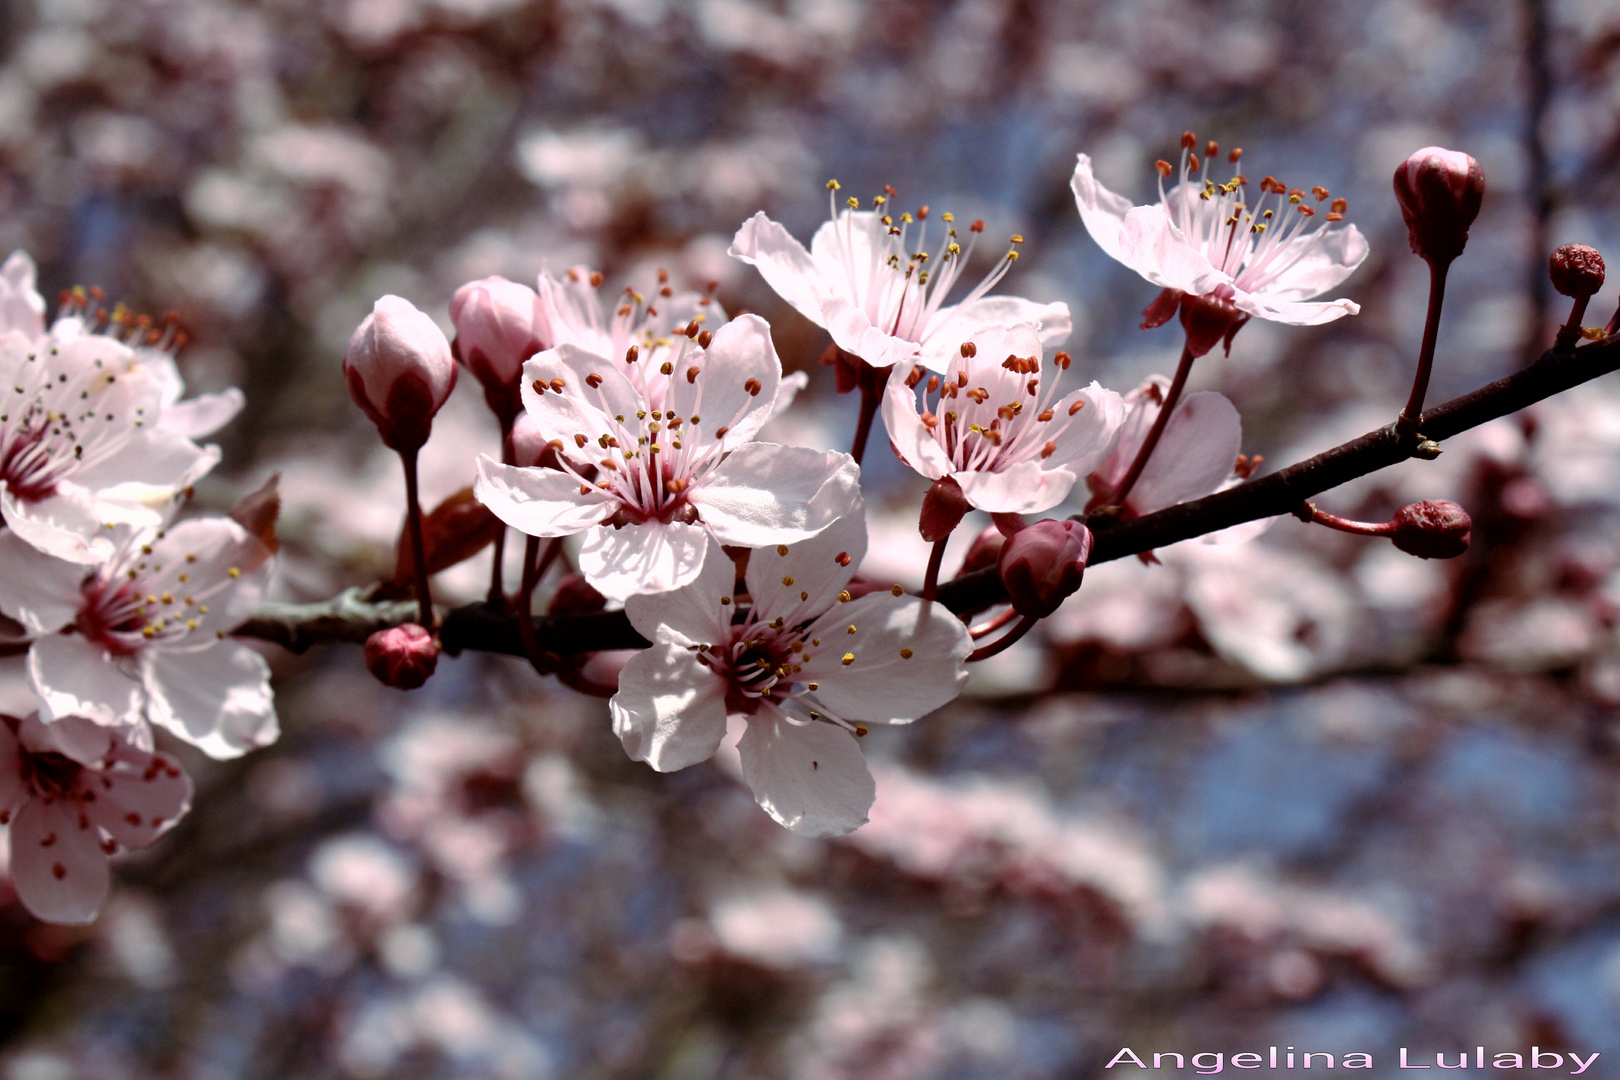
[997,518,1093,618]
[919,476,973,542]
[959,524,1005,575]
[547,573,607,616]
[1549,244,1605,299]
[1179,287,1247,358]
[1389,499,1472,559]
[365,624,440,690]
[1392,147,1485,267]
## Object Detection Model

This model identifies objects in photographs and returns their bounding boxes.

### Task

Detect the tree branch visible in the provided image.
[231,337,1620,661]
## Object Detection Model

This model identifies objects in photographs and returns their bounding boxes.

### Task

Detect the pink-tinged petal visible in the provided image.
[474,456,616,538]
[29,635,142,725]
[665,314,780,450]
[9,793,110,924]
[610,642,729,772]
[1128,391,1242,515]
[89,749,192,850]
[74,427,223,525]
[821,297,919,370]
[1231,291,1361,326]
[728,212,831,328]
[624,536,734,647]
[690,443,860,548]
[880,367,951,482]
[1070,153,1139,266]
[0,250,46,340]
[738,713,875,837]
[924,297,1073,360]
[141,642,276,760]
[1036,382,1126,476]
[953,460,1077,515]
[745,502,867,618]
[149,518,274,635]
[769,370,809,421]
[578,519,710,602]
[19,713,115,766]
[160,388,245,439]
[1,486,112,564]
[1251,224,1369,302]
[798,593,971,723]
[0,722,24,816]
[1118,206,1230,296]
[520,345,638,439]
[0,530,86,633]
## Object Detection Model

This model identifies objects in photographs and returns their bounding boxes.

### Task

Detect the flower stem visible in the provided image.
[969,606,1019,640]
[921,535,949,603]
[1110,341,1196,508]
[1398,260,1451,435]
[849,362,891,465]
[399,447,433,628]
[487,422,514,609]
[1293,501,1395,537]
[1557,294,1594,349]
[966,614,1036,662]
[516,535,562,675]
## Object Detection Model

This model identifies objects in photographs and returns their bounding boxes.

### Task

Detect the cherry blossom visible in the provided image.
[0,518,278,759]
[883,324,1123,514]
[1086,375,1243,518]
[1071,138,1368,326]
[729,188,1071,372]
[0,712,191,924]
[474,314,859,602]
[612,508,972,836]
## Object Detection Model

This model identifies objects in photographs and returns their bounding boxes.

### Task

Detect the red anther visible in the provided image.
[1155,160,1173,178]
[1393,146,1486,267]
[1228,147,1243,163]
[744,378,762,396]
[1205,140,1218,157]
[997,518,1093,619]
[970,220,985,233]
[1182,131,1197,149]
[365,624,440,690]
[1187,156,1200,174]
[960,341,977,358]
[626,345,639,364]
[697,330,713,349]
[917,205,930,219]
[1389,500,1473,559]
[1331,197,1347,213]
[1549,244,1605,299]
[1312,186,1330,201]
[589,271,604,287]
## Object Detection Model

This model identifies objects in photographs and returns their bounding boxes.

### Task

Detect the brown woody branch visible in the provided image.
[233,336,1620,661]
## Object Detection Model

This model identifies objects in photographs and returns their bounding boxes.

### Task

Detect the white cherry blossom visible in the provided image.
[729,188,1071,372]
[0,518,278,759]
[883,323,1124,514]
[1071,140,1368,326]
[0,712,191,924]
[475,314,859,602]
[613,509,971,837]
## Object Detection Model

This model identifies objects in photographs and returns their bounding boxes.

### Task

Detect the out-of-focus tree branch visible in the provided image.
[231,336,1620,660]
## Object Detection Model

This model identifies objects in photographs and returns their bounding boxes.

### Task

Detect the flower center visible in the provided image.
[903,341,1084,474]
[76,534,233,654]
[0,343,138,503]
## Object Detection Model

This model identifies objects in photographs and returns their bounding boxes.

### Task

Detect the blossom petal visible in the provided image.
[0,250,46,340]
[690,443,860,548]
[728,212,831,327]
[738,712,875,837]
[474,456,616,538]
[9,793,110,925]
[0,530,86,633]
[578,519,710,602]
[142,642,277,760]
[624,535,734,647]
[91,749,192,850]
[520,345,640,441]
[30,635,142,724]
[744,500,867,618]
[880,366,951,482]
[610,641,729,771]
[1118,206,1230,296]
[1251,224,1369,302]
[954,460,1078,515]
[925,297,1073,359]
[1128,391,1243,514]
[1,485,112,564]
[666,314,780,450]
[1070,153,1139,266]
[799,593,970,723]
[161,388,245,439]
[821,297,919,370]
[1032,381,1126,476]
[1231,291,1361,326]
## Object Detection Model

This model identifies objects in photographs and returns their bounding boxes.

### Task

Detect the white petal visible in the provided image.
[666,314,780,450]
[29,635,142,724]
[744,501,867,619]
[20,713,116,765]
[1231,291,1361,326]
[1118,206,1230,296]
[521,344,641,435]
[1128,391,1243,515]
[474,456,616,538]
[0,530,86,633]
[769,370,809,420]
[1,485,112,564]
[954,460,1078,515]
[728,212,830,327]
[923,297,1073,362]
[0,250,46,340]
[142,642,277,760]
[9,794,110,924]
[624,535,734,647]
[738,712,875,837]
[89,748,192,850]
[1070,153,1139,266]
[822,297,920,370]
[689,443,860,548]
[610,642,729,772]
[798,593,971,723]
[1030,382,1126,477]
[577,519,710,602]
[161,388,245,439]
[880,365,951,481]
[1250,224,1370,302]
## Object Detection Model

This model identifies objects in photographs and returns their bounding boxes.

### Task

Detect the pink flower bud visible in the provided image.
[1393,147,1485,267]
[997,518,1093,618]
[1390,499,1472,559]
[1549,244,1605,299]
[344,295,457,453]
[919,476,972,542]
[511,413,563,469]
[960,524,1004,575]
[450,276,545,426]
[364,623,441,689]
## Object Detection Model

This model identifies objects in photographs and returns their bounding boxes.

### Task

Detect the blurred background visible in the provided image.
[1,0,1620,1076]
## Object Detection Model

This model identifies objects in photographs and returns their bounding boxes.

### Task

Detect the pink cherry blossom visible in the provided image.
[0,518,278,759]
[0,712,191,924]
[344,295,458,452]
[882,323,1124,514]
[474,314,859,602]
[729,191,1071,372]
[1086,375,1243,518]
[613,508,971,837]
[449,275,545,424]
[1071,141,1368,326]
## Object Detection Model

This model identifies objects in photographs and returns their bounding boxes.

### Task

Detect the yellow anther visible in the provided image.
[227,567,240,578]
[826,179,841,190]
[841,653,856,666]
[838,590,851,602]
[782,576,795,586]
[900,648,913,659]
[891,584,903,596]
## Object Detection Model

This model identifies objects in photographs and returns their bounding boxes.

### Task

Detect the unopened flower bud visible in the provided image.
[1393,147,1485,267]
[511,412,562,469]
[547,573,607,616]
[364,623,440,690]
[1390,499,1472,559]
[450,277,545,426]
[919,475,972,542]
[960,524,1004,575]
[345,295,457,453]
[1549,244,1605,299]
[1179,286,1247,358]
[997,518,1093,618]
